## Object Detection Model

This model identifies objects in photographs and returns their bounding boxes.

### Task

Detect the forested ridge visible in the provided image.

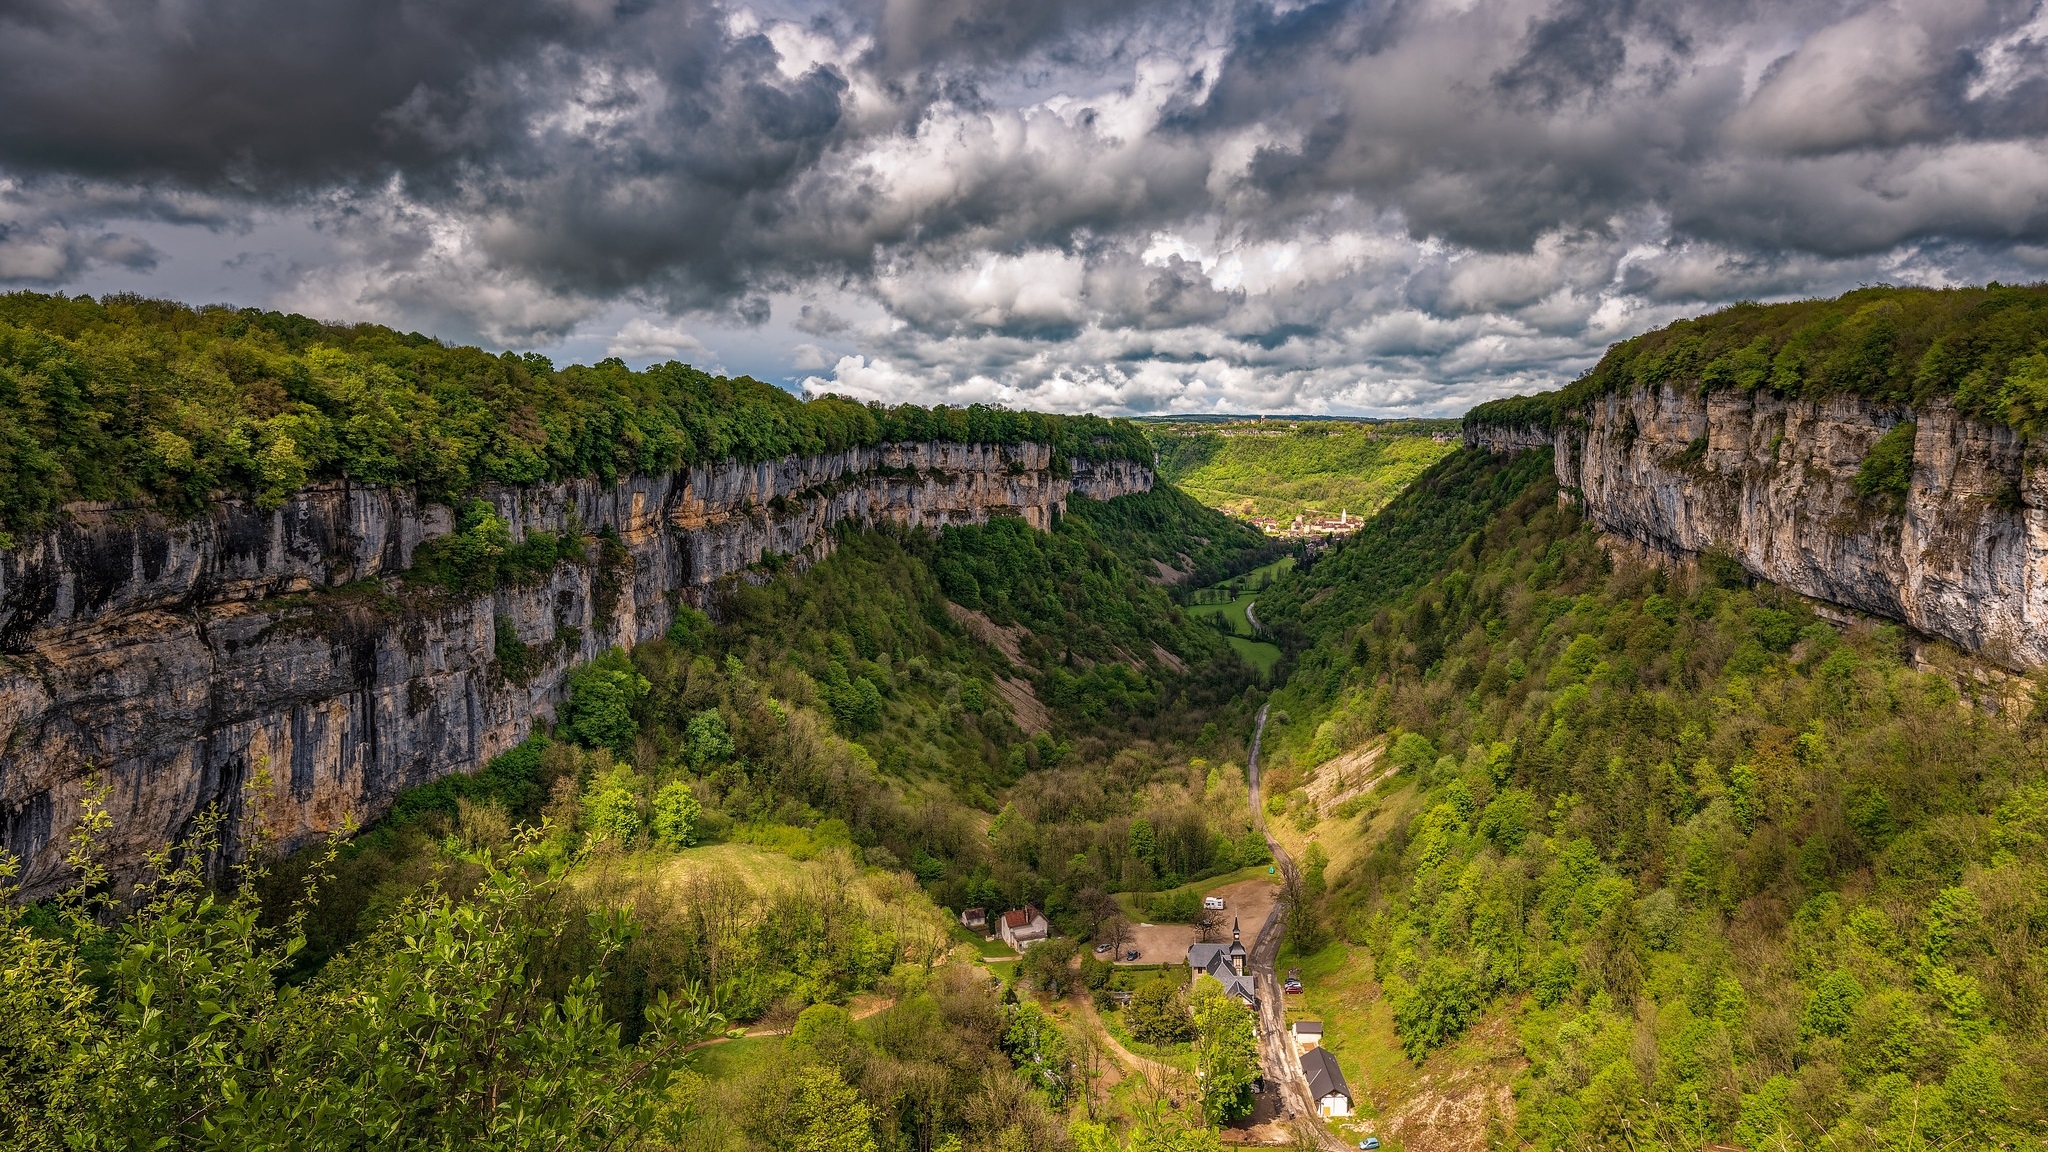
[1466,283,2048,434]
[9,279,2046,1152]
[3,478,1281,1150]
[1248,449,2048,1148]
[0,292,1151,537]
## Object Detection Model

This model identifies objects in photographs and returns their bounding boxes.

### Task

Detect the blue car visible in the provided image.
[1359,1140,1380,1150]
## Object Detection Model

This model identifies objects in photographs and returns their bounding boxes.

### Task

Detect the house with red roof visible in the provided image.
[998,904,1050,950]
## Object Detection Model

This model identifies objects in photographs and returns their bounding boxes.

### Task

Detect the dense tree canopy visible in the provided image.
[1467,283,2048,435]
[0,291,1151,535]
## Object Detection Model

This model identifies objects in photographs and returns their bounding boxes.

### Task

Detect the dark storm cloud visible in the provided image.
[3,0,2046,410]
[0,0,583,188]
[865,0,1156,69]
[0,0,875,307]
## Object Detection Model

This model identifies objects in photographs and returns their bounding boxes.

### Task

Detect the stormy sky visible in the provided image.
[3,0,2046,414]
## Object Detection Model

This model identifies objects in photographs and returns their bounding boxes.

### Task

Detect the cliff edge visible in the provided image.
[0,442,1149,897]
[1466,385,2047,671]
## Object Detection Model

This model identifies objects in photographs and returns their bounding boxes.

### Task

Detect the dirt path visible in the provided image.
[687,995,896,1051]
[1246,704,1351,1152]
[1072,991,1176,1082]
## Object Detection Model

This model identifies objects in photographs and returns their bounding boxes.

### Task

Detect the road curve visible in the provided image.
[1244,705,1350,1152]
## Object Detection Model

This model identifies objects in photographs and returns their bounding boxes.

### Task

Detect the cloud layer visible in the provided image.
[4,0,2047,413]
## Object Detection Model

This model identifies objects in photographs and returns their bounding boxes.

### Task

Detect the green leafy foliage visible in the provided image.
[1254,445,1555,677]
[1018,937,1080,998]
[1189,981,1260,1120]
[1126,979,1195,1045]
[581,764,645,843]
[1062,485,1283,587]
[1466,283,2048,434]
[0,786,718,1149]
[1853,421,1917,510]
[407,498,584,594]
[650,780,703,848]
[1003,999,1074,1106]
[931,502,1231,671]
[1262,449,2047,1147]
[0,290,1149,534]
[566,650,651,755]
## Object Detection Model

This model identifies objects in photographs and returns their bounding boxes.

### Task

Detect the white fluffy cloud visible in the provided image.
[3,0,2046,414]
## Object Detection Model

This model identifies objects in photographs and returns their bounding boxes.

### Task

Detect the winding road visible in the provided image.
[1245,704,1350,1152]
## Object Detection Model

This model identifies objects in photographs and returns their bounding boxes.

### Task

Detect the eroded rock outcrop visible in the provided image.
[0,442,1149,897]
[1467,386,2048,671]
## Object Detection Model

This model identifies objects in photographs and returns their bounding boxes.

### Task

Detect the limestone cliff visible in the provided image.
[1467,386,2048,671]
[0,442,1149,897]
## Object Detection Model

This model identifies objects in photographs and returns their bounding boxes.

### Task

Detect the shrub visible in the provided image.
[650,781,702,848]
[1127,979,1196,1045]
[1852,422,1916,511]
[1390,732,1437,773]
[567,654,650,755]
[580,768,642,844]
[1801,969,1865,1039]
[1142,888,1202,923]
[1392,959,1483,1061]
[684,709,734,768]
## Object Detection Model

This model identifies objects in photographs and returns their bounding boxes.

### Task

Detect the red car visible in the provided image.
[1283,977,1303,994]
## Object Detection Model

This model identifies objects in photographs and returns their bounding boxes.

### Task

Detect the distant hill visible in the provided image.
[1147,418,1458,526]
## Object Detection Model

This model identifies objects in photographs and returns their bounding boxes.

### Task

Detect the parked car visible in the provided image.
[1202,896,1226,910]
[1094,942,1114,954]
[1360,1139,1381,1150]
[1283,977,1303,994]
[1125,950,1141,962]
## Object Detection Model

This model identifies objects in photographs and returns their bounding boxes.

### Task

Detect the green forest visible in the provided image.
[4,472,1280,1150]
[1148,419,1457,525]
[0,292,1149,536]
[6,285,2048,1150]
[1249,450,2048,1148]
[1468,283,2048,435]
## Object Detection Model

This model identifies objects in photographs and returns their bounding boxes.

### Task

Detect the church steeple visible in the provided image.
[1232,917,1240,943]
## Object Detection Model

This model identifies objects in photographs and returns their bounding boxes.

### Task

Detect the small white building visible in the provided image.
[960,907,988,931]
[999,905,1050,950]
[1291,1020,1323,1050]
[1300,1046,1352,1118]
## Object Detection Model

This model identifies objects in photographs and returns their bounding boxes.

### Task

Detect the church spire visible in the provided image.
[1232,917,1240,943]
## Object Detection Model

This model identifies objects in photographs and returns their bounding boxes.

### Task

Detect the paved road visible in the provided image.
[1244,600,1261,635]
[1244,705,1350,1152]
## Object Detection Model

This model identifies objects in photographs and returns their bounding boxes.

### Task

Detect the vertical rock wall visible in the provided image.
[1466,386,2048,670]
[0,442,1150,897]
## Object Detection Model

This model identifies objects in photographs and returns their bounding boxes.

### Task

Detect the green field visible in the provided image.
[1185,582,1281,678]
[689,1034,785,1082]
[1111,864,1278,919]
[1149,420,1458,525]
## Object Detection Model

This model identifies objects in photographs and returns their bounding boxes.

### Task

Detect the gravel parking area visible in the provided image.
[1115,875,1280,965]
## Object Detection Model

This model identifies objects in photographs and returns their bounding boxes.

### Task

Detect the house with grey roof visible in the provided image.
[1300,1046,1352,1118]
[1186,919,1258,1012]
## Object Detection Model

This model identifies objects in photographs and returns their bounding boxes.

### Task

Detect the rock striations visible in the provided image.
[0,441,1149,897]
[1467,385,2048,672]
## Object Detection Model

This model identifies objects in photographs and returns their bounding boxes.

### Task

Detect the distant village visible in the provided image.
[1245,508,1363,540]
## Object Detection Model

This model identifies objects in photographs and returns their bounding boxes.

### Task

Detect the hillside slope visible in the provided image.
[1253,449,2047,1149]
[1149,420,1457,526]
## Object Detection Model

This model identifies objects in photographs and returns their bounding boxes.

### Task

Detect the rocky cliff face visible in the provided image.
[0,442,1149,897]
[1467,386,2048,671]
